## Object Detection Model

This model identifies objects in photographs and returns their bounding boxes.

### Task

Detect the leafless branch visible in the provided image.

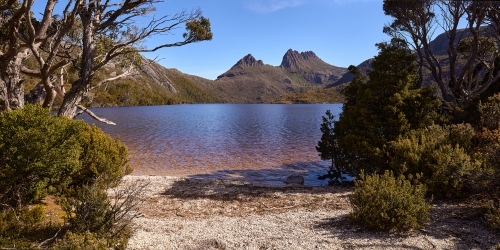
[37,228,62,249]
[76,105,116,125]
[91,65,137,90]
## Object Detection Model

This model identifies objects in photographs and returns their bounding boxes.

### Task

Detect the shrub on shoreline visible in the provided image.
[350,171,431,231]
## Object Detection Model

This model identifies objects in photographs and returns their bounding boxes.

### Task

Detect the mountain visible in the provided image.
[213,50,348,103]
[77,57,225,107]
[280,49,347,84]
[329,58,375,87]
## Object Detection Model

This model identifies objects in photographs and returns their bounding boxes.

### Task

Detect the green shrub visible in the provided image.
[388,124,481,198]
[0,104,130,207]
[349,171,431,231]
[0,104,132,247]
[51,231,110,250]
[485,200,500,230]
[0,205,56,248]
[59,182,133,249]
[479,93,500,130]
[0,105,83,206]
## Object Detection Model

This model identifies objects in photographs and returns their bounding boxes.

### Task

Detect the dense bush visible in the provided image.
[0,105,133,248]
[51,231,111,250]
[0,105,130,207]
[485,200,500,230]
[61,183,133,242]
[0,205,57,247]
[349,171,431,231]
[388,124,481,198]
[479,91,500,130]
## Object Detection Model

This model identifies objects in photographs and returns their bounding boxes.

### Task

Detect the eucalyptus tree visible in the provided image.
[0,0,212,123]
[0,0,60,112]
[383,0,500,118]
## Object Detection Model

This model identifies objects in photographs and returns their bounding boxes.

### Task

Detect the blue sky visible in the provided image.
[144,0,393,80]
[32,0,394,80]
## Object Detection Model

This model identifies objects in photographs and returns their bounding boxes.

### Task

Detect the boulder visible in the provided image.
[284,175,304,185]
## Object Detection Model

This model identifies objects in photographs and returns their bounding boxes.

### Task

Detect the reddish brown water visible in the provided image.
[82,104,342,186]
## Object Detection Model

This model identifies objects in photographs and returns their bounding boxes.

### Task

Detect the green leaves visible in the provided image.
[335,41,441,175]
[316,110,341,174]
[183,16,213,42]
[0,104,130,207]
[350,171,431,231]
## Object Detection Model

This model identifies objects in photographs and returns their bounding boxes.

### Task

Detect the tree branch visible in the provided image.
[76,105,116,125]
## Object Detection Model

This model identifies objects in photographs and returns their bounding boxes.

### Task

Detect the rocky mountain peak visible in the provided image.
[235,54,264,68]
[280,49,320,70]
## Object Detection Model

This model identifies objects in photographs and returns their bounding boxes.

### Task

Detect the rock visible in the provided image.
[284,175,304,185]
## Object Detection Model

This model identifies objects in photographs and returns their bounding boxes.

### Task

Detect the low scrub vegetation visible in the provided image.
[349,171,431,231]
[0,105,139,248]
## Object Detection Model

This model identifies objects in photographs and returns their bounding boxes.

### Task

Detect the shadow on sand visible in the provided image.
[313,199,500,249]
[186,160,335,186]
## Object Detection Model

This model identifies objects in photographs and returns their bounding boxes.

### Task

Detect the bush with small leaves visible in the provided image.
[485,200,500,230]
[51,231,110,250]
[0,205,58,247]
[0,104,132,247]
[388,124,481,198]
[0,104,130,207]
[349,171,431,231]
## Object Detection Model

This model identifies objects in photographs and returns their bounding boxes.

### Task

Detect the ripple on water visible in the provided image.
[81,104,343,186]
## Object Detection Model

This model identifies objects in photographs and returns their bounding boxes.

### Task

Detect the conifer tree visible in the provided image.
[334,39,440,174]
[316,110,342,178]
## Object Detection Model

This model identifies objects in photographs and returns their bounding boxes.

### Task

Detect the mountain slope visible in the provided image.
[280,49,347,84]
[213,50,347,103]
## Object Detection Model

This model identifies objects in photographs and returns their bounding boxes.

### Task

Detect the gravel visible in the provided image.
[119,175,499,250]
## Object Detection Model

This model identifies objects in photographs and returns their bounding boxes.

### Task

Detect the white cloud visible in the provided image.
[245,0,304,14]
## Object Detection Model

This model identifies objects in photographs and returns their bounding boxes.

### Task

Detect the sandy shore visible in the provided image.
[118,175,499,249]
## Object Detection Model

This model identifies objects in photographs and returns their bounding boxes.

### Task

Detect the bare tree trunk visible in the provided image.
[58,6,95,118]
[0,52,29,112]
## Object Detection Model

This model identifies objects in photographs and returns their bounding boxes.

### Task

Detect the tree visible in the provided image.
[0,0,60,112]
[383,0,500,121]
[334,39,440,174]
[0,0,213,123]
[57,1,213,119]
[316,110,342,178]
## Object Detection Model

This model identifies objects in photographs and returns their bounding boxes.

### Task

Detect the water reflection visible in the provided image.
[80,104,343,185]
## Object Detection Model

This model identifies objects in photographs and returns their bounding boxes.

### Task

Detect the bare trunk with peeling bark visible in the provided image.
[58,5,94,119]
[0,53,29,112]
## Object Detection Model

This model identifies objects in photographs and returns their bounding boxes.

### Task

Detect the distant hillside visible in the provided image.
[78,57,224,107]
[280,49,347,84]
[213,50,347,103]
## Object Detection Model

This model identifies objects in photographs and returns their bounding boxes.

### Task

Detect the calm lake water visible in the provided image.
[81,104,343,186]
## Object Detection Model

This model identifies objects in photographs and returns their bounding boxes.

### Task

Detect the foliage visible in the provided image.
[0,205,56,247]
[388,124,481,198]
[479,93,500,130]
[484,200,500,230]
[0,104,134,247]
[475,128,500,191]
[51,231,112,250]
[0,104,83,206]
[334,39,441,174]
[316,110,342,177]
[59,184,132,249]
[0,105,130,207]
[383,0,500,118]
[350,171,431,231]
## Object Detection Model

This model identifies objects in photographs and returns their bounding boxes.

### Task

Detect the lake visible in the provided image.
[80,104,343,186]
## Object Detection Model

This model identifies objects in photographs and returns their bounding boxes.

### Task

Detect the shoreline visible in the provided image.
[121,175,499,249]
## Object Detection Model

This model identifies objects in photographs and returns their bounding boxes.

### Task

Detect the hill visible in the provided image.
[213,50,347,103]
